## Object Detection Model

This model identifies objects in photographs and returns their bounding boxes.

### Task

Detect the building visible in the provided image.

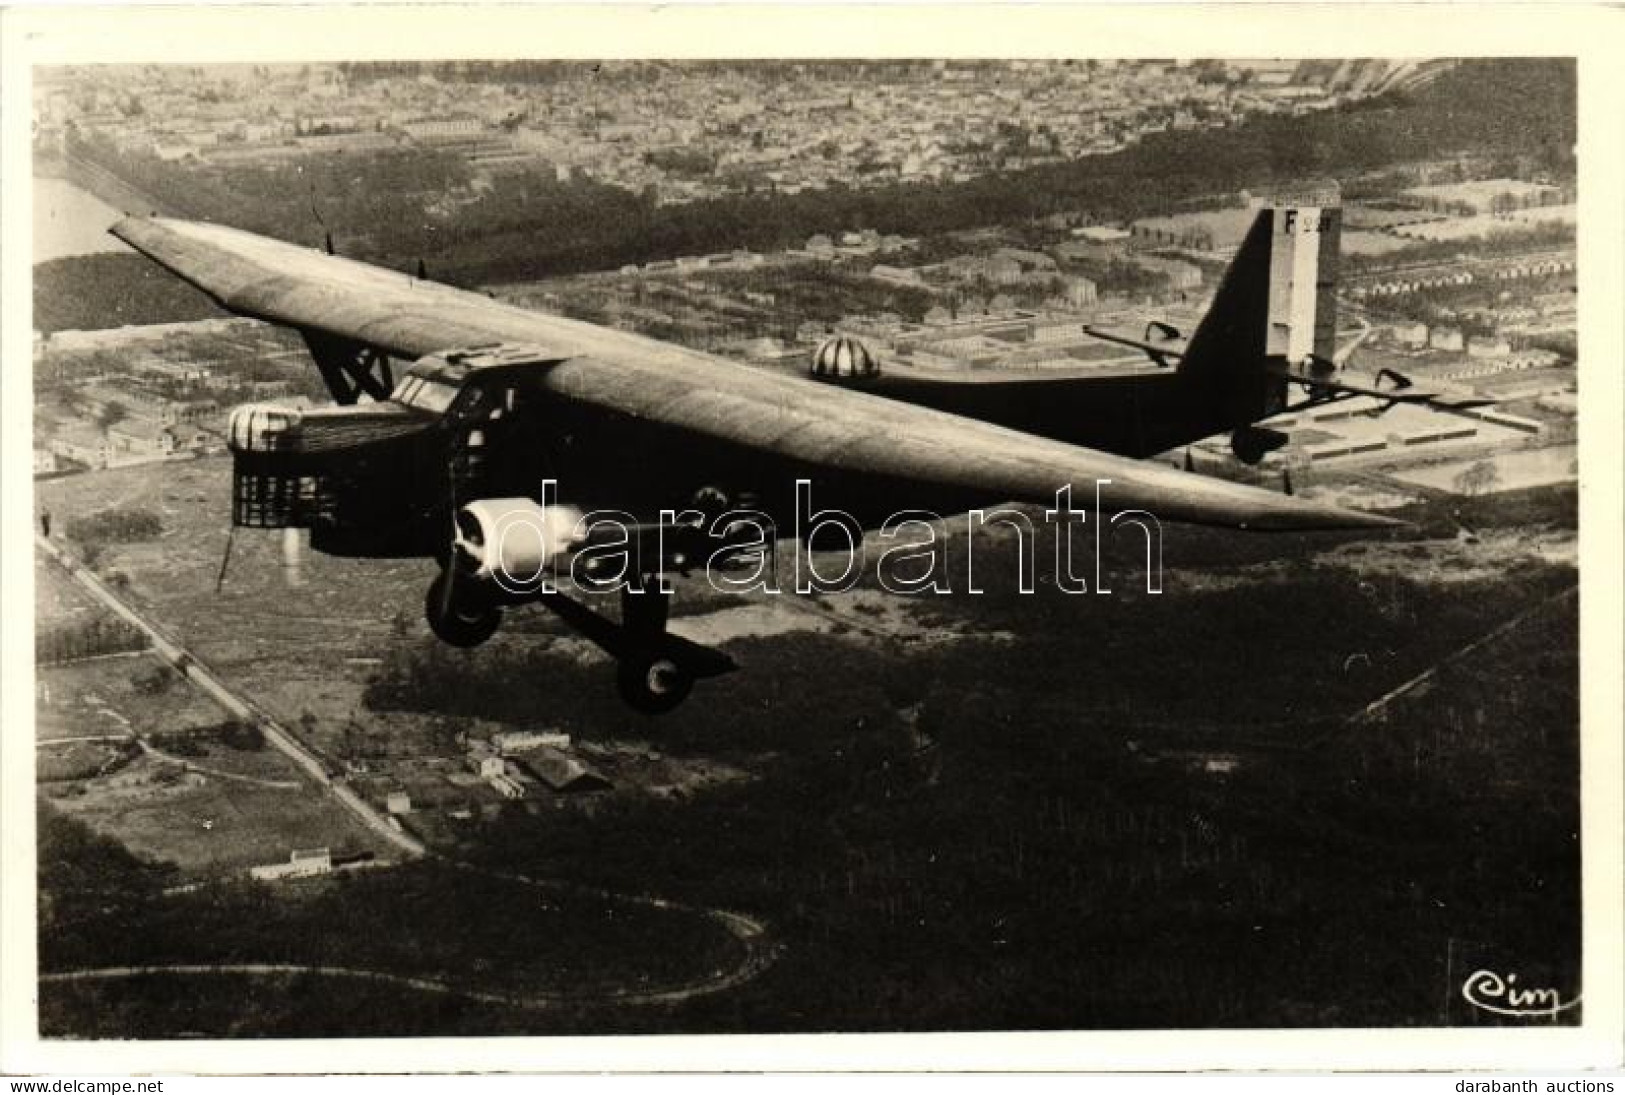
[469,754,506,780]
[1397,425,1479,447]
[1058,276,1099,307]
[1130,207,1255,252]
[517,747,612,793]
[993,248,1058,273]
[870,264,922,285]
[249,847,333,882]
[1127,254,1203,291]
[1399,178,1564,216]
[130,358,211,383]
[1429,327,1465,353]
[1467,337,1513,360]
[1302,437,1390,462]
[107,419,178,459]
[1072,225,1131,244]
[491,730,572,753]
[953,253,1023,286]
[399,114,484,141]
[105,420,211,463]
[1391,322,1429,349]
[1031,319,1089,345]
[49,425,109,470]
[1464,407,1545,435]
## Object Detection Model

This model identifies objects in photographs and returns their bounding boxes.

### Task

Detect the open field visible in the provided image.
[1341,230,1420,257]
[43,757,373,877]
[39,654,227,743]
[35,637,395,877]
[1389,444,1577,494]
[35,552,108,629]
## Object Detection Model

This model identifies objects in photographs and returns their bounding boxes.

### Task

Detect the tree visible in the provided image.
[96,400,127,429]
[1454,459,1501,497]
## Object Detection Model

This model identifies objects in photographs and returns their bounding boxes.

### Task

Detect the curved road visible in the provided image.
[41,936,776,1013]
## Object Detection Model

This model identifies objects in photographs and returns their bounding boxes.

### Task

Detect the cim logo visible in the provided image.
[1462,969,1581,1020]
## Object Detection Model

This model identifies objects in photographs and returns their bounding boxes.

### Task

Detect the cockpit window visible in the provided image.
[390,374,462,414]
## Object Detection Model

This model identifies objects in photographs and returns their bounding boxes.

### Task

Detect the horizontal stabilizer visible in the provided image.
[1082,323,1189,365]
[1283,360,1497,414]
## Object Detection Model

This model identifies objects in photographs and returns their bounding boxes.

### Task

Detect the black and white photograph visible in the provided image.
[2,3,1620,1075]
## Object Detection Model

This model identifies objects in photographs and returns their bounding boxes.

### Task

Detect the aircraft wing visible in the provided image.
[112,216,1396,532]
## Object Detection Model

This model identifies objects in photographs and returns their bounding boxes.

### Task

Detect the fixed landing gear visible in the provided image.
[422,564,733,712]
[616,654,693,715]
[1230,425,1289,466]
[614,581,693,714]
[424,569,502,648]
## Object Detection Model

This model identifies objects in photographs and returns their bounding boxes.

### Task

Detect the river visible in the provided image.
[34,175,130,264]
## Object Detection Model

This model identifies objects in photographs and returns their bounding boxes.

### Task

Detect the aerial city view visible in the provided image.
[31,58,1579,1038]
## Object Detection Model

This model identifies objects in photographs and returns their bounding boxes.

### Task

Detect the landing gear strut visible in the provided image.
[421,562,732,712]
[614,580,693,714]
[425,568,502,648]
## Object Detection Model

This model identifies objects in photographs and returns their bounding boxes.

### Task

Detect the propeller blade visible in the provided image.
[440,501,464,621]
[214,525,237,594]
[439,556,460,619]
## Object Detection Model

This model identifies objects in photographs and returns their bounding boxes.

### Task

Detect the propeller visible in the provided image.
[437,449,487,624]
[214,525,237,594]
[438,540,462,623]
[310,185,334,255]
[439,462,466,624]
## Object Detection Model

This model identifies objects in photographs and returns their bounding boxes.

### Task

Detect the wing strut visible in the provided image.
[535,582,736,714]
[301,330,396,404]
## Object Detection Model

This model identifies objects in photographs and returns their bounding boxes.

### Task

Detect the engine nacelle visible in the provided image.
[227,402,304,453]
[453,498,586,589]
[810,336,880,382]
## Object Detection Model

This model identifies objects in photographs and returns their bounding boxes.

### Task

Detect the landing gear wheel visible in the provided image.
[425,571,502,648]
[616,654,693,715]
[1233,439,1268,466]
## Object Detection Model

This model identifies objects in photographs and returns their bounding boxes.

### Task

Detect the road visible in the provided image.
[55,150,182,220]
[38,532,424,857]
[36,534,779,1012]
[42,927,774,1011]
[1345,583,1578,726]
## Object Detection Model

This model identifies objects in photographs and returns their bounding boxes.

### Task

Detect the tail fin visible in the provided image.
[1179,204,1340,450]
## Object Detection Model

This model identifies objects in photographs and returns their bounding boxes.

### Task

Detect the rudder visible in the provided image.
[1177,203,1341,459]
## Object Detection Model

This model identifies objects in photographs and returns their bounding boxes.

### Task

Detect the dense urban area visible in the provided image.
[33,58,1579,1038]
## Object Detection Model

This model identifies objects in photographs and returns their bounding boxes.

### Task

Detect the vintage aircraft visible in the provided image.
[112,203,1399,713]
